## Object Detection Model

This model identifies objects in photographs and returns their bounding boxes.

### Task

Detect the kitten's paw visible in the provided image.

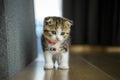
[58,64,69,70]
[44,64,54,70]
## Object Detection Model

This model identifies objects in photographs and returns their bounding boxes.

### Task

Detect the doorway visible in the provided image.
[34,0,62,54]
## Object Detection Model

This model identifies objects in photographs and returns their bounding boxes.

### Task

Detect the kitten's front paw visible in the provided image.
[58,64,69,70]
[44,63,54,70]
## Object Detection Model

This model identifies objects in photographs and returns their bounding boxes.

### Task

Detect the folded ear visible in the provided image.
[44,17,54,25]
[65,19,73,27]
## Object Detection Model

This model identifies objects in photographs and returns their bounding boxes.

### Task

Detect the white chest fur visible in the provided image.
[47,42,61,54]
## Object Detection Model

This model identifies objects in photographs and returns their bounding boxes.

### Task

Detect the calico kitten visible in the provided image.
[41,16,73,69]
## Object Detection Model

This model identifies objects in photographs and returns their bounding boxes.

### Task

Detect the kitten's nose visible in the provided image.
[56,36,60,41]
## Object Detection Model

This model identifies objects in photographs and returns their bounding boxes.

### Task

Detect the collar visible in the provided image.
[46,38,57,45]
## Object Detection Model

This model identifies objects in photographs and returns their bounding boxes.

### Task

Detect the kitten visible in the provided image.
[41,16,73,69]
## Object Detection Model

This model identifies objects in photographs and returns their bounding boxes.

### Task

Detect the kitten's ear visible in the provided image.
[44,17,53,25]
[65,19,73,27]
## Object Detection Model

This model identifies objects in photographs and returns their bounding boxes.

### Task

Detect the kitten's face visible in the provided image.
[43,16,73,42]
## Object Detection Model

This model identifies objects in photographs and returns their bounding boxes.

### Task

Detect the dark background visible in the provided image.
[63,0,120,46]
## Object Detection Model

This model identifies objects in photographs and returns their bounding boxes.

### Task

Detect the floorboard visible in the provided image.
[10,53,118,80]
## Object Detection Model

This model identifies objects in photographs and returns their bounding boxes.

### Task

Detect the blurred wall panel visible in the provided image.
[0,0,37,80]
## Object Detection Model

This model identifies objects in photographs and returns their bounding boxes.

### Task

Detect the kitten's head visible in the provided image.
[43,16,73,43]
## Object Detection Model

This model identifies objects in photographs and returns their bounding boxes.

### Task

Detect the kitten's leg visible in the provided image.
[58,52,69,69]
[44,51,54,69]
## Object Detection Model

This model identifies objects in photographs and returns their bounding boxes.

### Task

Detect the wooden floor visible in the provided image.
[10,53,120,80]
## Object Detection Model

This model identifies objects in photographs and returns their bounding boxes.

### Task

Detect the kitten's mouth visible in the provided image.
[46,38,57,45]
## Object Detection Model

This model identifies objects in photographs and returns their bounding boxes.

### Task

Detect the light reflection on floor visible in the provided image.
[34,54,45,80]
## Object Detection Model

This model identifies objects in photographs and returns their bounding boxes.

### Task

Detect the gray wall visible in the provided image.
[0,0,8,79]
[0,0,37,80]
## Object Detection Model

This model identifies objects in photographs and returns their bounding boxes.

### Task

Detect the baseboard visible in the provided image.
[70,45,120,54]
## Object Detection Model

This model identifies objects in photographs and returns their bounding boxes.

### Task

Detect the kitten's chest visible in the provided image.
[47,43,61,53]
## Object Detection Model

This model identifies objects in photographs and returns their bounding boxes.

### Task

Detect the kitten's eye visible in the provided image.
[61,32,65,35]
[51,31,56,34]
